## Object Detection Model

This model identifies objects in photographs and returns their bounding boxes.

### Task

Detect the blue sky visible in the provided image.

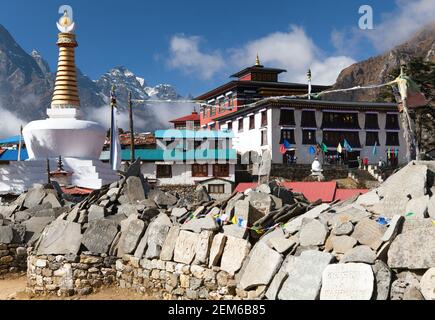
[0,0,433,96]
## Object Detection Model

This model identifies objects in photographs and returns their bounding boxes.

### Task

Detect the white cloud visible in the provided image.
[0,106,27,139]
[167,26,355,85]
[230,26,356,85]
[152,102,197,128]
[167,35,225,80]
[332,0,435,54]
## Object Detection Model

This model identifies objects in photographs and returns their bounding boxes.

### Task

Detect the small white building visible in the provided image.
[217,99,405,166]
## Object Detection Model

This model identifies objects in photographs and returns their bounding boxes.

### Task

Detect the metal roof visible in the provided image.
[0,136,24,145]
[154,130,234,139]
[0,149,29,161]
[100,148,237,162]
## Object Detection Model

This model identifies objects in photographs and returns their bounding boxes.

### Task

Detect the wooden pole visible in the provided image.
[128,91,135,163]
[46,158,51,184]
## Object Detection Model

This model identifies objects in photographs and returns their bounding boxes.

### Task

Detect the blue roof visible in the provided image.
[0,149,29,161]
[155,130,234,139]
[100,148,237,161]
[0,136,24,145]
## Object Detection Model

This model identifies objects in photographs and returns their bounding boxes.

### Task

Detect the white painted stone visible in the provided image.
[320,263,374,300]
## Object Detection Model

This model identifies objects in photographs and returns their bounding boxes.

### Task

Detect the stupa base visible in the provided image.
[0,158,119,195]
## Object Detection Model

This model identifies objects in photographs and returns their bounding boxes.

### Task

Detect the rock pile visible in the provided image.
[1,161,434,299]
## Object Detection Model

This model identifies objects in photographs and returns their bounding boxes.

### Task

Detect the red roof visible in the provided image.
[234,181,368,203]
[282,181,337,203]
[170,112,200,123]
[334,189,368,201]
[61,187,94,195]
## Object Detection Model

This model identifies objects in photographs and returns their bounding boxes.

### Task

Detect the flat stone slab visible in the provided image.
[208,233,227,268]
[220,235,251,276]
[320,263,374,300]
[341,245,376,264]
[428,196,435,218]
[24,186,46,209]
[278,250,334,300]
[173,230,199,264]
[181,214,218,233]
[268,237,297,254]
[372,260,392,300]
[239,242,283,290]
[351,218,386,251]
[119,219,146,256]
[82,219,118,254]
[381,215,404,242]
[0,225,13,244]
[42,193,61,208]
[37,220,82,256]
[388,227,435,269]
[22,216,54,245]
[160,226,180,261]
[144,214,172,259]
[332,236,357,254]
[223,224,248,239]
[285,203,330,234]
[299,219,328,246]
[370,163,428,217]
[194,230,213,265]
[405,195,429,219]
[88,205,106,222]
[125,176,146,203]
[420,267,435,300]
[171,207,188,219]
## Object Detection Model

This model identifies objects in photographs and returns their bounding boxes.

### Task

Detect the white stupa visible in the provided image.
[0,8,118,193]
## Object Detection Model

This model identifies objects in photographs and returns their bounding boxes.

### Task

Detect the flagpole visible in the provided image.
[17,125,23,161]
[128,91,135,163]
[110,85,116,170]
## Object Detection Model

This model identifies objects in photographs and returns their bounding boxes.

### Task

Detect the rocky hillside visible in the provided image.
[325,23,435,102]
[0,24,185,136]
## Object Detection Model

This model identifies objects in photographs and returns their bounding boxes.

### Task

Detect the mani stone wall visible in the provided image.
[0,244,27,276]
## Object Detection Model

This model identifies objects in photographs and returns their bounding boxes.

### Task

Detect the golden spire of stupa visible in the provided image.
[51,9,80,109]
[255,53,260,66]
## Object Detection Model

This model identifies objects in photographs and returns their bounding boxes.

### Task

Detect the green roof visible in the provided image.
[100,148,237,161]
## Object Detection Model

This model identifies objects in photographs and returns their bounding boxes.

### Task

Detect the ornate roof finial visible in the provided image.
[256,53,260,66]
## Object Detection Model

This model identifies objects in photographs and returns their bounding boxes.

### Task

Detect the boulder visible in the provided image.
[239,242,282,290]
[404,195,429,218]
[117,204,139,217]
[268,237,297,254]
[181,214,218,233]
[88,205,106,222]
[320,263,374,300]
[234,200,263,227]
[223,224,248,239]
[299,219,328,246]
[42,193,61,208]
[420,267,435,300]
[351,218,386,251]
[124,176,146,203]
[388,227,435,269]
[81,219,118,254]
[284,203,330,234]
[22,217,54,245]
[332,221,354,236]
[23,186,46,209]
[0,225,13,244]
[372,260,392,300]
[220,235,251,276]
[331,236,357,254]
[37,220,82,256]
[341,245,376,264]
[246,192,272,215]
[278,250,334,300]
[149,189,178,207]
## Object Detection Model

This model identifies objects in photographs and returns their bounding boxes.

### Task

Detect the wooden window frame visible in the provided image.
[156,165,172,178]
[213,164,230,177]
[208,184,225,194]
[192,164,209,177]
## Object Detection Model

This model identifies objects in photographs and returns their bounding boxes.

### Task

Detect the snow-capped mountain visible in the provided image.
[0,24,187,137]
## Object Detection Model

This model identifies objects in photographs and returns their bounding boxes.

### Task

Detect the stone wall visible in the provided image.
[271,164,349,181]
[26,254,117,296]
[0,244,27,276]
